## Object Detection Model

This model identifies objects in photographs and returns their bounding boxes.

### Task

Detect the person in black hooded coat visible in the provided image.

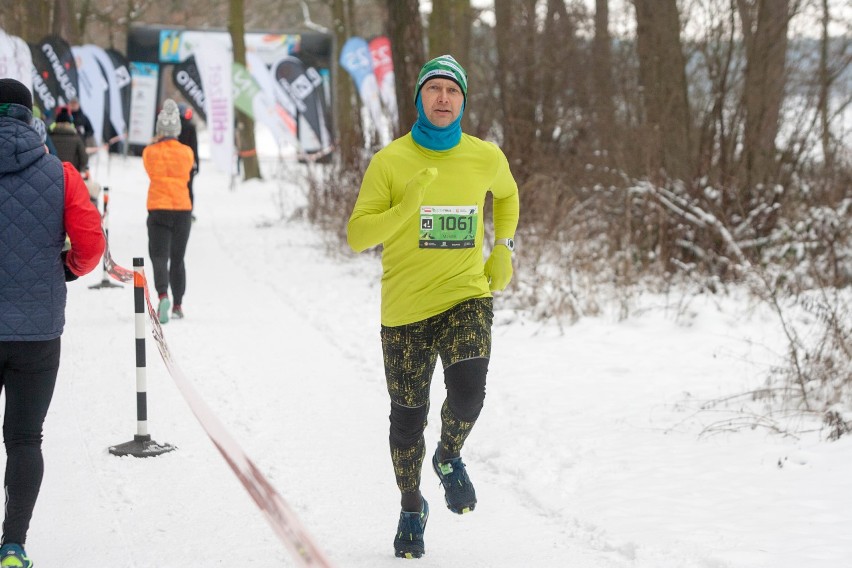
[48,106,88,175]
[177,103,199,211]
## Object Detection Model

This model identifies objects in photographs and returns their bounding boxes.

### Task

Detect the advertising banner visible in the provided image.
[340,37,384,136]
[193,35,234,173]
[172,55,207,122]
[273,55,332,155]
[127,62,159,146]
[369,35,397,127]
[84,44,128,144]
[72,45,107,145]
[106,48,132,138]
[37,35,79,105]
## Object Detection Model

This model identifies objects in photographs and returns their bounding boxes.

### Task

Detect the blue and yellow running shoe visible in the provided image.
[0,543,33,568]
[432,448,477,514]
[394,499,429,559]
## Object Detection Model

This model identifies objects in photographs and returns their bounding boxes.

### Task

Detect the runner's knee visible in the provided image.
[389,402,429,448]
[444,357,488,422]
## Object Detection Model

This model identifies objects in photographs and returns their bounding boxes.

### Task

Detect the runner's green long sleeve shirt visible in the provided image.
[348,133,519,327]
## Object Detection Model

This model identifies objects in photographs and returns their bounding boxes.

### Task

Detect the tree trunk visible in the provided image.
[538,0,573,157]
[0,1,49,42]
[429,0,452,58]
[229,0,261,180]
[818,0,832,171]
[386,0,425,136]
[592,0,616,156]
[736,0,789,191]
[694,3,738,186]
[633,0,693,181]
[53,0,76,43]
[332,0,363,168]
[494,0,538,181]
[428,0,471,63]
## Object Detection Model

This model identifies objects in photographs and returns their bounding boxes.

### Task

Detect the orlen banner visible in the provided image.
[172,55,207,122]
[35,35,79,105]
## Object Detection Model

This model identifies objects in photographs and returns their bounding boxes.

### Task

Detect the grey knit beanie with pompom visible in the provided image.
[156,98,181,138]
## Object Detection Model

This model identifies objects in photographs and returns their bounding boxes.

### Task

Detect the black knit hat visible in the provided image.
[55,106,74,124]
[0,78,33,111]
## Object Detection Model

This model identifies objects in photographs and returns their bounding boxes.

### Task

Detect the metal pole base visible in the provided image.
[109,434,176,457]
[89,278,123,289]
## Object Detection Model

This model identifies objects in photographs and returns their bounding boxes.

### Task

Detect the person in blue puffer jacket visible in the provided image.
[0,78,105,568]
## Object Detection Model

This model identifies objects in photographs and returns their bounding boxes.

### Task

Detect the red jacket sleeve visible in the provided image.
[63,162,105,276]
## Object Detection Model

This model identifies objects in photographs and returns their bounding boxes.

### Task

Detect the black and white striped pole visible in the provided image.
[89,185,122,289]
[109,258,175,457]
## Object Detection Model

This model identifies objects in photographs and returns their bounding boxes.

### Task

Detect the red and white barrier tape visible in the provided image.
[103,240,335,567]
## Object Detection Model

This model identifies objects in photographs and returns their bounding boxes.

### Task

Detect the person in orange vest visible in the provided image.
[142,99,195,324]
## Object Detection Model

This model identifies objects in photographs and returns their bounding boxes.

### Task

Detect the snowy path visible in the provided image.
[17,155,851,567]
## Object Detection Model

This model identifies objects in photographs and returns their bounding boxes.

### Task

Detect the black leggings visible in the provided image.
[0,338,60,546]
[381,298,493,496]
[147,210,192,305]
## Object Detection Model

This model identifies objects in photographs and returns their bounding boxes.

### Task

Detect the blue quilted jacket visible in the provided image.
[0,103,67,341]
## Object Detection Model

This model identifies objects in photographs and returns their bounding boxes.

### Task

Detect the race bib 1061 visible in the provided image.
[419,205,478,248]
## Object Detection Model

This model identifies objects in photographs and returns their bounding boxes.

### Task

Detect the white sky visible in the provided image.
[419,0,852,39]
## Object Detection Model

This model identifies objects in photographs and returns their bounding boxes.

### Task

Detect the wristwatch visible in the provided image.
[495,237,515,252]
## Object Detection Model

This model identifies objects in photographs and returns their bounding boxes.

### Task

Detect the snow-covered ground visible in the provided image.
[18,148,851,567]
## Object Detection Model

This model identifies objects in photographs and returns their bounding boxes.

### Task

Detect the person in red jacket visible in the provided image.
[143,99,195,324]
[0,78,105,568]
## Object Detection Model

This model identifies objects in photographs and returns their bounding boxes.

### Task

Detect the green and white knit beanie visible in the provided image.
[414,55,468,101]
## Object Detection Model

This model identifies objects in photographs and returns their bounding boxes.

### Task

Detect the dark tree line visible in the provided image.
[3,0,849,285]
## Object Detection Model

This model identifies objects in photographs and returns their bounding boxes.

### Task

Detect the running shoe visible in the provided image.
[432,448,477,514]
[393,499,429,559]
[0,544,32,568]
[158,296,171,324]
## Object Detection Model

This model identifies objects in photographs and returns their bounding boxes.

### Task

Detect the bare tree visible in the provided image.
[229,0,261,180]
[593,0,617,157]
[428,0,472,64]
[736,0,791,191]
[0,0,52,42]
[330,0,364,168]
[691,0,743,187]
[494,0,538,180]
[633,0,693,181]
[386,0,424,136]
[50,0,73,41]
[816,0,852,176]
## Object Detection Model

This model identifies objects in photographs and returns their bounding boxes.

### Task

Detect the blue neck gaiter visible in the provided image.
[411,95,464,151]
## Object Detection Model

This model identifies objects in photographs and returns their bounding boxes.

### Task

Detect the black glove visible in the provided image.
[61,250,79,282]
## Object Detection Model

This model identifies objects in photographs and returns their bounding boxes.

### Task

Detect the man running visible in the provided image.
[347,55,520,559]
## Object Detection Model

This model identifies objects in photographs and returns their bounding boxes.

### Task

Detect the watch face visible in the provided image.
[498,238,515,251]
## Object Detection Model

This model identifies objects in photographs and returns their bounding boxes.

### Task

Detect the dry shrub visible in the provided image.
[303,160,366,251]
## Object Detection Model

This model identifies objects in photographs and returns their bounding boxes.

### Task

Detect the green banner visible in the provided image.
[232,62,260,119]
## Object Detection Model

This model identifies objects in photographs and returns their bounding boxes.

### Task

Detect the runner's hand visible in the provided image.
[484,245,513,291]
[398,167,437,217]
